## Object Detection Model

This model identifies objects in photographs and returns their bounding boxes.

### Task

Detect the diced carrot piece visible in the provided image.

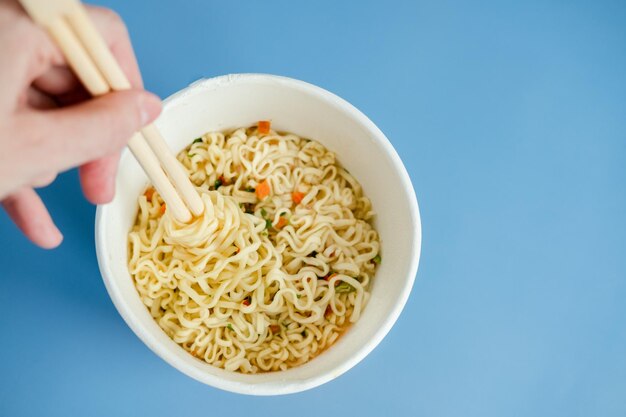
[269,324,280,333]
[325,305,333,318]
[292,191,305,204]
[324,273,337,282]
[275,216,288,229]
[323,273,342,286]
[256,180,270,200]
[144,187,155,202]
[160,203,166,215]
[258,120,271,135]
[242,298,250,306]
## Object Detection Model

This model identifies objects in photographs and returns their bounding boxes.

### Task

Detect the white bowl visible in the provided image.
[95,74,421,395]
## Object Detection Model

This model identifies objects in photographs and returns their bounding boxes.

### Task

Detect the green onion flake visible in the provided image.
[335,282,356,293]
[265,219,272,230]
[260,208,268,218]
[192,138,203,144]
[214,179,223,189]
[227,323,234,331]
[373,254,382,264]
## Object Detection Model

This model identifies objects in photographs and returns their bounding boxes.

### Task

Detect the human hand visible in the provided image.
[0,0,161,248]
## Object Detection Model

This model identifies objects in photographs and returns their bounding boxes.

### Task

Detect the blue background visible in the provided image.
[1,0,625,416]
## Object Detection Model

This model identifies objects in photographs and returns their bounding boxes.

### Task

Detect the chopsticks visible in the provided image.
[18,0,204,223]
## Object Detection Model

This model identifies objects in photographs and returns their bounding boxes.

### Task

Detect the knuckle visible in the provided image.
[2,8,62,72]
[4,12,40,51]
[0,1,28,32]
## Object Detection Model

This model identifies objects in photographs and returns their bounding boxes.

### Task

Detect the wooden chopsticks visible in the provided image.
[18,0,204,223]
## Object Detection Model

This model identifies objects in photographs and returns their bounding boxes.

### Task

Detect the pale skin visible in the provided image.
[0,0,162,249]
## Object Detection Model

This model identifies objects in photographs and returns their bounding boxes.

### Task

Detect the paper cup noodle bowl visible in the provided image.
[95,74,421,395]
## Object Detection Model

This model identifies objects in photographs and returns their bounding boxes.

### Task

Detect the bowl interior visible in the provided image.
[96,74,421,395]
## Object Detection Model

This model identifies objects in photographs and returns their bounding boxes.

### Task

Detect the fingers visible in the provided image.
[22,86,58,110]
[22,5,144,101]
[18,89,161,178]
[79,153,120,204]
[33,66,81,96]
[37,6,142,91]
[1,188,63,249]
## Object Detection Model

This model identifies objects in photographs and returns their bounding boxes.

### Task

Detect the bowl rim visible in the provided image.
[95,73,422,395]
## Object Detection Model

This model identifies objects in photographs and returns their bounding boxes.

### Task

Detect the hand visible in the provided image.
[0,0,162,248]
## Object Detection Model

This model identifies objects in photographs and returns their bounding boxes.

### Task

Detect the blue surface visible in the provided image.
[1,0,625,415]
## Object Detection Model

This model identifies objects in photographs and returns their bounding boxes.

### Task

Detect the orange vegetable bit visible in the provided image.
[292,191,305,204]
[269,324,280,333]
[144,187,155,202]
[323,273,337,282]
[275,216,288,229]
[242,298,251,306]
[324,305,333,318]
[258,120,271,135]
[255,179,271,200]
[159,203,166,215]
[323,273,342,286]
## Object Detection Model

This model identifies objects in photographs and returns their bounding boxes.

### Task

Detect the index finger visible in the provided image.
[33,5,144,95]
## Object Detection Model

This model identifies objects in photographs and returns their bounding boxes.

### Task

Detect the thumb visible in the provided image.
[23,89,161,173]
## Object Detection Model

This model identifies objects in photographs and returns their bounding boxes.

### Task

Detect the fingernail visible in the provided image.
[139,92,162,125]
